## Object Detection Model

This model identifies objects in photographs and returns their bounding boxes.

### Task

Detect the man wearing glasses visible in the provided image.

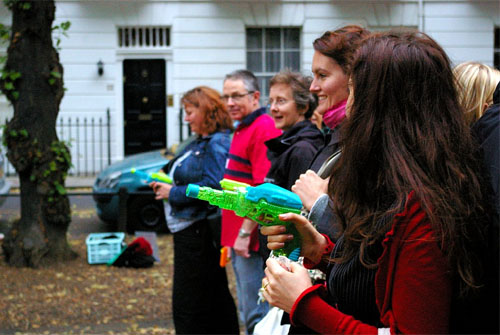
[220,69,281,334]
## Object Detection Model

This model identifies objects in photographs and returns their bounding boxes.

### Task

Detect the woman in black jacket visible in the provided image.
[264,70,323,191]
[259,70,323,260]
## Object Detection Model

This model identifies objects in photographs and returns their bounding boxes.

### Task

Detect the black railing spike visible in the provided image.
[107,108,111,166]
[84,118,87,176]
[76,118,80,176]
[92,117,95,175]
[99,117,103,172]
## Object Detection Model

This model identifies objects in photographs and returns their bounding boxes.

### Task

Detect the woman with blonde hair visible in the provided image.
[454,61,500,124]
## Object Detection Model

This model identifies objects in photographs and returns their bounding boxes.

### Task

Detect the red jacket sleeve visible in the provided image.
[303,233,335,273]
[290,284,378,334]
[290,193,453,334]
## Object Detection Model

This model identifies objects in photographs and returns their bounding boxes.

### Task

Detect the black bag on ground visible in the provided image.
[110,237,155,268]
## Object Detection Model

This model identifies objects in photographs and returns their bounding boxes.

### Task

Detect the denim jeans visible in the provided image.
[232,252,269,334]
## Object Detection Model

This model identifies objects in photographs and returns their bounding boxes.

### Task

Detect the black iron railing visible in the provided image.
[2,107,193,177]
[1,109,111,177]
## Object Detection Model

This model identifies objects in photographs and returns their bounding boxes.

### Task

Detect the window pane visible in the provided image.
[284,28,300,48]
[265,51,280,72]
[495,27,499,48]
[259,75,272,105]
[118,28,123,47]
[166,28,171,46]
[131,28,137,46]
[260,77,268,96]
[265,28,281,49]
[247,28,262,49]
[494,52,499,70]
[284,51,300,71]
[124,28,129,46]
[247,51,262,72]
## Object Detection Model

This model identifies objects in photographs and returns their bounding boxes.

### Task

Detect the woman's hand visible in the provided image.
[262,258,312,313]
[150,181,172,200]
[291,170,329,211]
[261,213,327,264]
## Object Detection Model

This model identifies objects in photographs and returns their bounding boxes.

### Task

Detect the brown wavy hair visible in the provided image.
[329,31,492,296]
[269,70,317,119]
[313,25,371,74]
[181,86,233,134]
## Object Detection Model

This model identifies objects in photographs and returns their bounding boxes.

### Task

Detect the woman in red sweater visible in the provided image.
[261,31,498,334]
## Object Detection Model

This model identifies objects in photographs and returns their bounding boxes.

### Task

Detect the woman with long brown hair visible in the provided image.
[292,25,370,239]
[260,31,497,334]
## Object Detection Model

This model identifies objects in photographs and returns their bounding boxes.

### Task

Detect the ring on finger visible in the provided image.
[262,281,269,291]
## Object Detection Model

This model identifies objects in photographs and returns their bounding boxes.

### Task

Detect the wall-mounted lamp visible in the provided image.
[97,60,104,76]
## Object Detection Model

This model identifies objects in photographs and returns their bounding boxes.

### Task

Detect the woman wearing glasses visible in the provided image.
[264,70,323,192]
[258,70,323,262]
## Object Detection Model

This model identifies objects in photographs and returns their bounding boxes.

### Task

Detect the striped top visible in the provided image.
[327,234,384,328]
[220,107,281,249]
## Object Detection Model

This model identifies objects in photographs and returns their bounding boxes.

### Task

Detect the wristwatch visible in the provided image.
[238,228,251,238]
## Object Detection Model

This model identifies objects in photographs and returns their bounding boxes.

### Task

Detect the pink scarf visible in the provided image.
[323,99,347,129]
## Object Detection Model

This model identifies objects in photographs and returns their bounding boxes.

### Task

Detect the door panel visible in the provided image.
[123,59,166,156]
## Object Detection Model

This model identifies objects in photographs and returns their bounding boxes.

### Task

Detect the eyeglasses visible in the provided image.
[267,98,291,108]
[221,91,254,103]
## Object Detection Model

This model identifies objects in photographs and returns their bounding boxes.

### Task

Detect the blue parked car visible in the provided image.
[93,137,194,233]
[0,151,11,207]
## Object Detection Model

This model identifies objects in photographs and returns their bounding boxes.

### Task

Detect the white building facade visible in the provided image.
[0,0,499,174]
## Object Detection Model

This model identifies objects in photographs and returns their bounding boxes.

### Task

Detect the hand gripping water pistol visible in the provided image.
[131,168,173,184]
[186,179,303,261]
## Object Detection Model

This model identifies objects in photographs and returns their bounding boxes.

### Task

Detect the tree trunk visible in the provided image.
[0,0,76,267]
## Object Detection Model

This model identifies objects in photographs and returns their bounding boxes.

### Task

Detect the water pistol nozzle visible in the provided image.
[186,184,200,198]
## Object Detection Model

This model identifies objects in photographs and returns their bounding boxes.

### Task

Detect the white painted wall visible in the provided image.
[424,1,499,66]
[0,0,498,174]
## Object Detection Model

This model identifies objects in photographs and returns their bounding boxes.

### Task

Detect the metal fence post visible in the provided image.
[117,187,129,233]
[179,106,183,142]
[107,108,111,166]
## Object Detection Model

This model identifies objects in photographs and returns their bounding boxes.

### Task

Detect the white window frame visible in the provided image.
[246,27,301,105]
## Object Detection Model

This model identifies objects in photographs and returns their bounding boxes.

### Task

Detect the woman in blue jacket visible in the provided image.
[150,86,239,334]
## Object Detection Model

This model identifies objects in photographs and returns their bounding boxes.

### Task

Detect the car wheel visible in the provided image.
[127,195,168,234]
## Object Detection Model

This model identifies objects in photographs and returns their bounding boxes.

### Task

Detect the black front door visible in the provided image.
[123,59,166,156]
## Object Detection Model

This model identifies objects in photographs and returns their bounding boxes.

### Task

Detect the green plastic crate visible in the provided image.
[86,232,125,264]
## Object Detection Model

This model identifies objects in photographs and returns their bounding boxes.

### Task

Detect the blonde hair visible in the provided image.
[454,61,500,124]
